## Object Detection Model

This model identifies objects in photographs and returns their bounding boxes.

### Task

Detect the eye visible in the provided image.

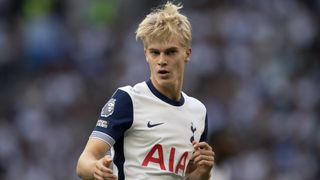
[165,49,177,56]
[150,50,160,56]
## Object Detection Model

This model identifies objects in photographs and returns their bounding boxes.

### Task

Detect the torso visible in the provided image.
[91,80,207,180]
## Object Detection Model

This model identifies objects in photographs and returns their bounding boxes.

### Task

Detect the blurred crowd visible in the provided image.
[0,0,319,179]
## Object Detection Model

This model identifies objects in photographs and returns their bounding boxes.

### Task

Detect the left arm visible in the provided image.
[185,141,215,180]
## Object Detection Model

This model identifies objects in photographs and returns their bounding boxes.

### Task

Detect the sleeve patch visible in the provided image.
[93,89,133,144]
[96,119,109,128]
[101,98,116,117]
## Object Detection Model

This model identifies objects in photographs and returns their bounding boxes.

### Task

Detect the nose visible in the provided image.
[158,53,167,66]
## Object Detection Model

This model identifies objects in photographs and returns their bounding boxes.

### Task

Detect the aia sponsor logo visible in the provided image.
[141,144,189,175]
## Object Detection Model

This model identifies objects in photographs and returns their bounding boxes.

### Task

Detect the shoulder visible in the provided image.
[108,81,146,103]
[102,81,147,112]
[119,81,148,94]
[100,86,134,119]
[117,81,150,102]
[182,92,206,112]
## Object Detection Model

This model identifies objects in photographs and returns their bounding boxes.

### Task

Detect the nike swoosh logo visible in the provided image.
[147,121,164,128]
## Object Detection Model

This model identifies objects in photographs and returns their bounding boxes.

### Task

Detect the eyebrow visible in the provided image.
[148,47,179,51]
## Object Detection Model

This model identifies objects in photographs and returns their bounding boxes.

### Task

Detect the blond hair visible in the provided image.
[136,1,192,48]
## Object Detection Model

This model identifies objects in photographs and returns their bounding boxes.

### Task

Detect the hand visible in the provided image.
[191,141,215,177]
[93,155,117,180]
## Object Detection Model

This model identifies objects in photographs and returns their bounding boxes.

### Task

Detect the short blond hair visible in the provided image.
[136,1,192,48]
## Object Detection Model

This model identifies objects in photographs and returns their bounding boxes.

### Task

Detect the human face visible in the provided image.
[144,37,191,97]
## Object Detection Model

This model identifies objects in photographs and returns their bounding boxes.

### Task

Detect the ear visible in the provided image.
[185,48,192,62]
[144,49,149,63]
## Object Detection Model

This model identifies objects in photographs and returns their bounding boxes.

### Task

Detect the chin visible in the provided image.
[156,77,175,86]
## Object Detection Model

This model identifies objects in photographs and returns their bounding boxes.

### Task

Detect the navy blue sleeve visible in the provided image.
[91,89,133,146]
[200,114,208,142]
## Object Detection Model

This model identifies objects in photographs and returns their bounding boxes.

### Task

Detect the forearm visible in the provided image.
[76,152,97,180]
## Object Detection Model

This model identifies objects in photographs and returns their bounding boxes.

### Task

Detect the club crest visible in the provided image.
[190,122,197,143]
[101,98,116,117]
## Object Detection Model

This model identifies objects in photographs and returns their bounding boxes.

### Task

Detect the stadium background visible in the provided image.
[0,0,319,179]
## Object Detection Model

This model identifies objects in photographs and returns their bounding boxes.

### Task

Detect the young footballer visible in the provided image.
[77,2,215,179]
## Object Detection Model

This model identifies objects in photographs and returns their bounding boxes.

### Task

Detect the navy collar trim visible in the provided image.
[146,79,185,106]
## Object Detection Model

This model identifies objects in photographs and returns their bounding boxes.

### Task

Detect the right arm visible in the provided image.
[76,138,117,180]
[77,88,133,179]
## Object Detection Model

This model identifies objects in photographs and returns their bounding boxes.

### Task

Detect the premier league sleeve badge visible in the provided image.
[100,98,116,118]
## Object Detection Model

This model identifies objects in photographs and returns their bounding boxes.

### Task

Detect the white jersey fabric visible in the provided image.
[91,80,208,180]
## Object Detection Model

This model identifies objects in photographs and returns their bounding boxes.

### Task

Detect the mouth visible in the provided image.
[158,70,169,74]
[157,69,170,78]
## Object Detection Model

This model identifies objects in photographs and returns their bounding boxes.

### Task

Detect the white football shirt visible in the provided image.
[91,80,208,180]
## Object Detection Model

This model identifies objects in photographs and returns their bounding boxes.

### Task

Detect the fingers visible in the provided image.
[191,141,215,167]
[192,151,215,166]
[192,141,212,151]
[94,171,117,180]
[103,155,113,168]
[94,155,117,180]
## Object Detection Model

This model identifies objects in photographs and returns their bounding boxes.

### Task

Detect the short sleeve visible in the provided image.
[200,113,208,142]
[90,89,133,147]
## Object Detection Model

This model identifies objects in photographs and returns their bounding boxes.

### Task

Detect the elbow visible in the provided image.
[76,157,87,179]
[76,154,95,180]
[76,159,82,178]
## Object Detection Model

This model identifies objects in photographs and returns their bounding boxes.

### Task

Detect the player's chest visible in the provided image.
[128,104,202,145]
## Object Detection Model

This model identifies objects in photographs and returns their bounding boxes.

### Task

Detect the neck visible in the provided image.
[150,78,183,101]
